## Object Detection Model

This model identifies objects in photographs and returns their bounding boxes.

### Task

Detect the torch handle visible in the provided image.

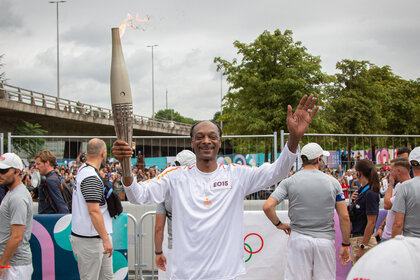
[112,103,133,178]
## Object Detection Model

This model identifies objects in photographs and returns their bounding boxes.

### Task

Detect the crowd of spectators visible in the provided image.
[0,150,399,204]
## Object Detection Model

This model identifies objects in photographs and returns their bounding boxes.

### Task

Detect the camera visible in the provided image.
[80,153,86,163]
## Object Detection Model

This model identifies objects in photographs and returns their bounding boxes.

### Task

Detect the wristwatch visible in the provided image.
[359,244,367,249]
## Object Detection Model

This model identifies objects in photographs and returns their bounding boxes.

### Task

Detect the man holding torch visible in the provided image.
[112,94,318,280]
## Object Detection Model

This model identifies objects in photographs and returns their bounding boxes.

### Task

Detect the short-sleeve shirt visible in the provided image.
[350,185,380,234]
[270,169,344,240]
[0,184,33,266]
[392,177,420,237]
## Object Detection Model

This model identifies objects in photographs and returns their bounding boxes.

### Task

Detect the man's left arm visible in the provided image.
[87,202,113,257]
[47,177,69,213]
[0,225,25,270]
[241,94,318,194]
[392,213,404,237]
[335,201,351,265]
[286,94,318,153]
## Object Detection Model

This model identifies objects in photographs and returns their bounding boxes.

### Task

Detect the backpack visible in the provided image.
[59,179,73,213]
[101,178,123,218]
[40,172,72,213]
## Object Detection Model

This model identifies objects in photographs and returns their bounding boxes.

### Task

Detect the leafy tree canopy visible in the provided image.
[13,120,48,159]
[154,109,197,125]
[324,59,419,135]
[214,29,332,135]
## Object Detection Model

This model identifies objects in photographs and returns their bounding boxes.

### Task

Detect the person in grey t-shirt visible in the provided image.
[154,150,196,278]
[263,143,351,280]
[0,153,33,280]
[392,147,420,238]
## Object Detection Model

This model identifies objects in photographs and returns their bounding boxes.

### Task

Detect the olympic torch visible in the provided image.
[110,27,133,177]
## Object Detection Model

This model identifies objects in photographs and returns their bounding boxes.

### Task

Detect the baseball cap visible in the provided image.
[346,235,420,280]
[0,153,24,170]
[175,150,196,166]
[301,143,330,160]
[409,146,420,166]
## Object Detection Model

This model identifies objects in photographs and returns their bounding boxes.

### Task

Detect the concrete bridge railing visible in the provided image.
[0,83,192,133]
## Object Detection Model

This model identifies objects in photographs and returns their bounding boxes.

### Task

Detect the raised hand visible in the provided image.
[286,94,318,153]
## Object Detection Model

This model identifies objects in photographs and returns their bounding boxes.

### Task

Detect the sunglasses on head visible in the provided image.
[411,160,420,167]
[0,168,12,174]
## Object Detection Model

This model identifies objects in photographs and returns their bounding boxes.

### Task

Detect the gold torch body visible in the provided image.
[110,28,133,177]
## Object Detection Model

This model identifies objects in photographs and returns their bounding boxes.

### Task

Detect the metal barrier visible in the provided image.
[139,211,157,280]
[126,213,140,280]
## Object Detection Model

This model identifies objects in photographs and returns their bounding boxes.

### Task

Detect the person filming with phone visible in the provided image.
[348,159,380,264]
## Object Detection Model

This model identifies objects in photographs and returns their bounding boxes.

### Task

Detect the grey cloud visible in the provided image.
[0,0,23,29]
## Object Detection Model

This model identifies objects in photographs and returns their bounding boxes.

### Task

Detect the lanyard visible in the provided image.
[359,185,370,196]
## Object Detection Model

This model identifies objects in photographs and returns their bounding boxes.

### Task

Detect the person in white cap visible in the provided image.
[263,142,351,280]
[346,235,420,280]
[0,153,33,280]
[112,94,318,280]
[392,146,420,238]
[154,149,196,279]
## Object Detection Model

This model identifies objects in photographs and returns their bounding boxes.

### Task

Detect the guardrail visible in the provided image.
[0,83,192,132]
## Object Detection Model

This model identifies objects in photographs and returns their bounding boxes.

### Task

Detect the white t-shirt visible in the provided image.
[124,145,297,280]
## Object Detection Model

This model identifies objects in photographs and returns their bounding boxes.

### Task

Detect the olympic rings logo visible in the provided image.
[243,233,264,263]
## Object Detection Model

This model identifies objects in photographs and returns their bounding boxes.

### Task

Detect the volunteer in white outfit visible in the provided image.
[113,95,319,280]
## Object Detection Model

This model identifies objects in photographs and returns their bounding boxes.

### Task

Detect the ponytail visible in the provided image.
[355,159,380,193]
[369,166,380,193]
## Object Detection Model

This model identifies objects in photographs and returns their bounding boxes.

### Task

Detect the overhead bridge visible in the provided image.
[0,83,191,136]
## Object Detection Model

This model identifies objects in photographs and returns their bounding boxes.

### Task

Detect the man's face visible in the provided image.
[390,163,400,181]
[0,168,16,187]
[35,158,49,176]
[191,122,221,162]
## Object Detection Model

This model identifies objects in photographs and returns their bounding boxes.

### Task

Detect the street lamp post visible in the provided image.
[49,0,66,99]
[220,70,223,130]
[147,44,158,118]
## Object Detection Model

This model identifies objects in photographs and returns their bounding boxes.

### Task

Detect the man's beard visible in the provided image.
[2,176,15,189]
[100,157,107,169]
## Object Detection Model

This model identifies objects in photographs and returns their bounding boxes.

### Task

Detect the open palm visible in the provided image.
[287,94,318,139]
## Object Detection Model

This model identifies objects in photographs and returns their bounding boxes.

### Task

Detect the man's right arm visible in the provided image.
[384,175,395,210]
[154,213,167,271]
[263,185,290,234]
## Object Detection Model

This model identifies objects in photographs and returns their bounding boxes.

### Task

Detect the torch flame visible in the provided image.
[119,12,149,38]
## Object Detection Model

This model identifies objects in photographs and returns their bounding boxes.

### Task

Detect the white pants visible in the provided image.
[158,248,172,280]
[285,231,335,280]
[0,264,33,280]
[70,235,113,280]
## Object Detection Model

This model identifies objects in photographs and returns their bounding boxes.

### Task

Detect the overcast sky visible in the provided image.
[1,0,419,121]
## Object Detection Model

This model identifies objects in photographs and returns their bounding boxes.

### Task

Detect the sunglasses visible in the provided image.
[0,168,12,174]
[411,160,420,167]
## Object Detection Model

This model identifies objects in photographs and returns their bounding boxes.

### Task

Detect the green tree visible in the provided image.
[324,59,419,135]
[383,78,420,135]
[12,121,48,159]
[154,109,197,125]
[214,29,331,136]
